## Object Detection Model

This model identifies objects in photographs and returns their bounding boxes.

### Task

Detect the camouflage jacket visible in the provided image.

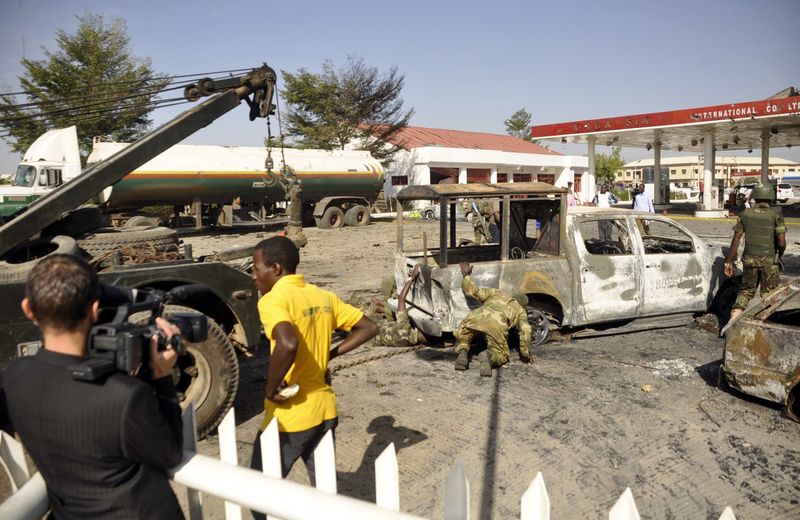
[460,276,532,354]
[347,293,418,347]
[369,309,418,348]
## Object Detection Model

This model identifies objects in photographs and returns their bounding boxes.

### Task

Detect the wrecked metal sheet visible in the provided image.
[722,284,800,406]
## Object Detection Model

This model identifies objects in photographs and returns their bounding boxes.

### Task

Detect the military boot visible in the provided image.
[454,350,469,370]
[478,351,492,377]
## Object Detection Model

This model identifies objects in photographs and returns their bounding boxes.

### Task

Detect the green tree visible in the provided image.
[504,108,533,142]
[0,13,167,161]
[594,147,625,185]
[281,56,414,165]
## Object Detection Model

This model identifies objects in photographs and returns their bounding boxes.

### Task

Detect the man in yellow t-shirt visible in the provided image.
[249,236,377,498]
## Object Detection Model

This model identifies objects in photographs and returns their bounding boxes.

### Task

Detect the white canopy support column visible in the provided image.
[761,130,771,185]
[694,130,726,217]
[653,141,663,205]
[703,131,715,210]
[458,167,467,184]
[587,136,597,202]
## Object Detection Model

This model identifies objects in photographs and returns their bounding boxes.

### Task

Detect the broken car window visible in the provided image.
[578,219,632,255]
[639,219,695,254]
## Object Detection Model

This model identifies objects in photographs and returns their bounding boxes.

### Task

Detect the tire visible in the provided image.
[0,235,80,282]
[41,206,105,237]
[315,207,344,229]
[526,307,550,347]
[78,226,179,257]
[124,215,160,227]
[164,305,239,439]
[424,209,435,220]
[344,205,370,226]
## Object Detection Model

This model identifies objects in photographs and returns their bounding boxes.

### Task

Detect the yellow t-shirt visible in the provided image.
[257,274,364,432]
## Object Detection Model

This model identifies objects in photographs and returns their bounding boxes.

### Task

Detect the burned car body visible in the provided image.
[722,282,800,420]
[393,182,728,343]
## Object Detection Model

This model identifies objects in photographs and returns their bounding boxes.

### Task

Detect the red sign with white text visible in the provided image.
[530,96,800,138]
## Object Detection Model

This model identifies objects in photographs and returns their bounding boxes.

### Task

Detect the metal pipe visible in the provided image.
[0,473,48,520]
[169,452,424,520]
[439,198,448,266]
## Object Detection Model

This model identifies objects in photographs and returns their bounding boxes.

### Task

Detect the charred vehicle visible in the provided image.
[0,65,279,437]
[721,281,800,420]
[392,182,729,345]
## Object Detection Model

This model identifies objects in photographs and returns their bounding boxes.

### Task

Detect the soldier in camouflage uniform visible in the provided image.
[723,183,786,329]
[470,199,492,244]
[347,264,422,348]
[454,261,533,377]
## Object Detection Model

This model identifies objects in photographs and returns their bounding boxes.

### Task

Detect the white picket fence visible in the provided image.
[0,405,738,519]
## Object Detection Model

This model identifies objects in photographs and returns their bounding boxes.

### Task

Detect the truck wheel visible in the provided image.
[0,235,80,282]
[315,207,344,229]
[41,206,105,237]
[424,209,435,220]
[344,205,370,226]
[78,226,179,257]
[164,305,239,439]
[526,307,550,347]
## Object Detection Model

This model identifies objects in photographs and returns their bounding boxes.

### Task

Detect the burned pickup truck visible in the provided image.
[392,182,729,344]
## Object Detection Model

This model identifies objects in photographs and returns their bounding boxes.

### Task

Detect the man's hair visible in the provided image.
[254,236,300,273]
[26,254,99,331]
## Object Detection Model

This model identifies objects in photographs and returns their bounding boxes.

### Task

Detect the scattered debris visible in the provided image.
[691,313,720,334]
[649,358,696,378]
[641,384,654,393]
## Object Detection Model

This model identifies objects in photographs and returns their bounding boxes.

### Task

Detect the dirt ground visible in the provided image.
[1,211,798,518]
[176,212,800,519]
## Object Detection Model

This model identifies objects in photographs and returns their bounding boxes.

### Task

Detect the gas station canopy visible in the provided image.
[531,89,800,153]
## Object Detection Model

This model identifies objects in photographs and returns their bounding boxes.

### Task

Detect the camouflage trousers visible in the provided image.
[453,327,509,367]
[473,221,491,244]
[734,255,780,310]
[367,310,418,348]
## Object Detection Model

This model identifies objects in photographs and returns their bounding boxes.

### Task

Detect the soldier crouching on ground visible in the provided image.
[454,261,533,377]
[348,264,425,348]
[723,182,786,332]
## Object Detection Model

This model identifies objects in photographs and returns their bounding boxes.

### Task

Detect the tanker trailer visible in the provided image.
[88,141,384,228]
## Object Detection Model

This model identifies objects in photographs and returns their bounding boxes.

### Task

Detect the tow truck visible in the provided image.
[0,65,278,437]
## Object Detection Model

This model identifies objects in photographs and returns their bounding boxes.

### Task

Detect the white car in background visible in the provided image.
[777,183,793,203]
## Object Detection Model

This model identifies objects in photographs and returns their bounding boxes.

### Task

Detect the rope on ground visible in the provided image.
[330,345,423,375]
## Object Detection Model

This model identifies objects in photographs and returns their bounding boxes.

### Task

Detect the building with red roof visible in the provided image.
[379,126,588,206]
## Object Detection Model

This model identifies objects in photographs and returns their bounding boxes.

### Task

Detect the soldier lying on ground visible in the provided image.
[454,261,533,377]
[348,264,425,348]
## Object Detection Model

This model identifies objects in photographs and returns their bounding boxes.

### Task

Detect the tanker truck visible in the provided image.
[3,130,385,228]
[0,126,81,217]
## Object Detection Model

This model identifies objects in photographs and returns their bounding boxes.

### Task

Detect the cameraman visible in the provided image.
[4,254,185,519]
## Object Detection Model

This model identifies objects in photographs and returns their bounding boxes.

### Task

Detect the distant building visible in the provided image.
[617,155,800,188]
[380,126,588,206]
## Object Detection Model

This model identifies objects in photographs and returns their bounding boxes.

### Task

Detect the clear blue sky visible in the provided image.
[1,0,798,173]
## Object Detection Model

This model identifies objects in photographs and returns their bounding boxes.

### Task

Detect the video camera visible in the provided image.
[68,284,209,381]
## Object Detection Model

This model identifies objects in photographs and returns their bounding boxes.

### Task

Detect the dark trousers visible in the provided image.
[249,418,338,520]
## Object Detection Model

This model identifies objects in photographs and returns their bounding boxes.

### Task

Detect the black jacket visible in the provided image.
[4,349,184,519]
